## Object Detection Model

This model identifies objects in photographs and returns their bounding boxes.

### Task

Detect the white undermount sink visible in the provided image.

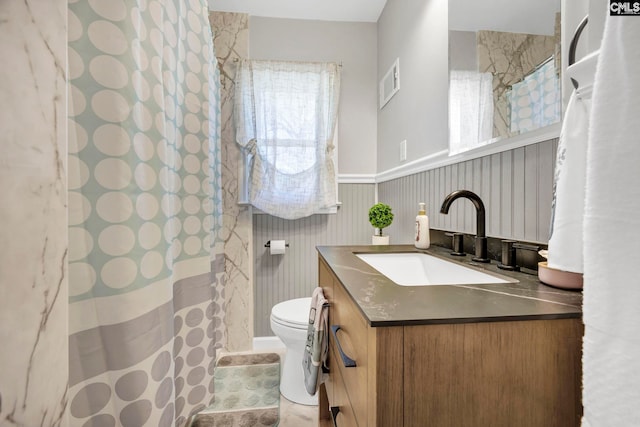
[356,252,514,286]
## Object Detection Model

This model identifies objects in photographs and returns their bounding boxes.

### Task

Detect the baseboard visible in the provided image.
[253,336,285,351]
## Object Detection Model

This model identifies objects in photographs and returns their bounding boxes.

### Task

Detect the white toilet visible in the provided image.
[270,297,318,406]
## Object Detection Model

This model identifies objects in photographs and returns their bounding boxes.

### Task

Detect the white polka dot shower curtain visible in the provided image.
[67,1,225,426]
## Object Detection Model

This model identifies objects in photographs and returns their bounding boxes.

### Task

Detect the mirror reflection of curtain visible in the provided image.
[508,59,561,134]
[449,70,494,155]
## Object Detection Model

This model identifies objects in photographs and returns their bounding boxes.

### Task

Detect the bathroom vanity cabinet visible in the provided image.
[316,246,583,427]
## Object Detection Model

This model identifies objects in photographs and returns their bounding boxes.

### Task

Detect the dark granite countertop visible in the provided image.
[317,245,582,327]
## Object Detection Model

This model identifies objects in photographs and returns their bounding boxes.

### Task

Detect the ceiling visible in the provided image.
[208,0,559,34]
[208,0,388,22]
[449,0,560,35]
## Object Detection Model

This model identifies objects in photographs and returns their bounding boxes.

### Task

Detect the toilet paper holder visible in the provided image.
[264,240,290,248]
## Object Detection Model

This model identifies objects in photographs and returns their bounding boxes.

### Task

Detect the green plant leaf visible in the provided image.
[368,203,394,231]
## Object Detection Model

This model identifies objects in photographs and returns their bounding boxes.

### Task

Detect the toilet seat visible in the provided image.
[271,297,311,330]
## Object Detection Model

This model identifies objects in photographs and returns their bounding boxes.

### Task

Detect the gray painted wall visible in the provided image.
[377,0,449,172]
[449,30,478,71]
[253,183,375,336]
[249,16,378,175]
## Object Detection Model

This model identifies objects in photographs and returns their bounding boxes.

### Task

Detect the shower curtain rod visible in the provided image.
[506,55,556,91]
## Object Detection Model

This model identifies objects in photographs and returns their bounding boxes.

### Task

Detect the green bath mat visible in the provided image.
[191,353,281,427]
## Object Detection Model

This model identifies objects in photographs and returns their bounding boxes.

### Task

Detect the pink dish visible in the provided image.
[538,261,583,290]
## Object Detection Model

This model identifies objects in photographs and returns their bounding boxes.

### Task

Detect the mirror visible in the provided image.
[448,0,561,155]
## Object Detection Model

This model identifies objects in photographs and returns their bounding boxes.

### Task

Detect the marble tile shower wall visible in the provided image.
[379,138,558,245]
[0,1,68,425]
[209,12,253,351]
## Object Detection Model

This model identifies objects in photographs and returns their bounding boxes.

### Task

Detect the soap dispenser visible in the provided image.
[415,202,430,249]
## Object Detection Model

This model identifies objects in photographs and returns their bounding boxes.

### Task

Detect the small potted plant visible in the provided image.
[369,203,394,245]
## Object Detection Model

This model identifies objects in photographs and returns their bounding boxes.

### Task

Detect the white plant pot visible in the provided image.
[372,235,390,245]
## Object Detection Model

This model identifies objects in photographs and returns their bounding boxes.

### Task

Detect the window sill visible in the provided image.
[239,202,342,215]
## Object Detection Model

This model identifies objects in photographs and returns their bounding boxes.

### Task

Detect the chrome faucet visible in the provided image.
[440,190,489,263]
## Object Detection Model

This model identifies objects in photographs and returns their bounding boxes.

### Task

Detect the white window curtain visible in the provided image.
[235,59,341,220]
[448,70,494,155]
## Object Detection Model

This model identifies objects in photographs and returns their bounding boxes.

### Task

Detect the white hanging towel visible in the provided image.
[582,16,640,427]
[302,287,329,395]
[547,90,590,274]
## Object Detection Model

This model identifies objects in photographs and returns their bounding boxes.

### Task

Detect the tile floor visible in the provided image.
[273,346,318,427]
[279,394,318,427]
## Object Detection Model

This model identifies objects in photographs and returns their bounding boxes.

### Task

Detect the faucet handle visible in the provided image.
[498,240,519,271]
[449,233,465,256]
[498,241,542,271]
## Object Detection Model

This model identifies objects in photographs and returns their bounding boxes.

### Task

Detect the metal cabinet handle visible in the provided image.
[330,406,340,426]
[330,325,357,368]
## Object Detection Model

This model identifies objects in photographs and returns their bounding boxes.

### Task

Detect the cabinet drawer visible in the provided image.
[330,345,359,427]
[330,281,368,426]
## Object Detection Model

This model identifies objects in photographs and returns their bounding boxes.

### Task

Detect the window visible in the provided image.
[234,60,341,220]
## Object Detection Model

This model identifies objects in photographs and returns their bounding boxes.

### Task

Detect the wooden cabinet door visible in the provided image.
[403,319,582,427]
